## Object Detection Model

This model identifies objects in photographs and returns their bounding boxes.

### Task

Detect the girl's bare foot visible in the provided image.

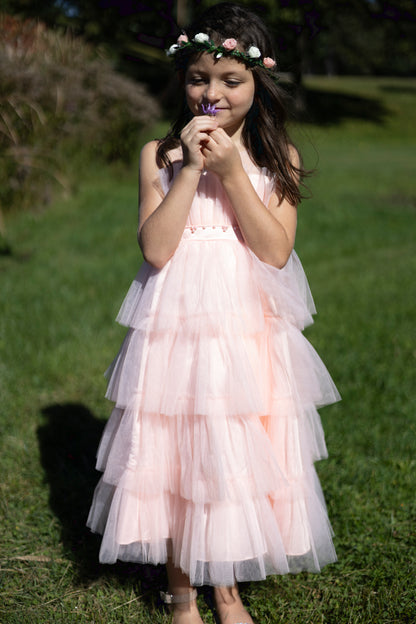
[170,599,204,624]
[214,585,254,624]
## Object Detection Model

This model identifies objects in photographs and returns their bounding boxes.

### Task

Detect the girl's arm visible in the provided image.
[203,129,298,269]
[221,164,297,269]
[138,117,218,269]
[138,141,200,269]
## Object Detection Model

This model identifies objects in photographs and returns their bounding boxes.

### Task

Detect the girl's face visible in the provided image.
[185,53,255,139]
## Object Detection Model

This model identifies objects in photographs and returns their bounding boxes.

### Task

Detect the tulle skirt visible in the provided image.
[87,229,340,586]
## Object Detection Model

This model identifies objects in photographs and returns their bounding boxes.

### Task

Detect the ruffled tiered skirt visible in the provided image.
[87,227,340,586]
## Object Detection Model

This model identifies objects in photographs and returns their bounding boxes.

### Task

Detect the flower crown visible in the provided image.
[167,32,277,75]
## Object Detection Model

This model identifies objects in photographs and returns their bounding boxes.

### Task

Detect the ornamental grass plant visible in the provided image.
[0,14,160,227]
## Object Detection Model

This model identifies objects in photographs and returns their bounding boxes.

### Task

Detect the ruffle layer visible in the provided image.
[115,234,315,335]
[105,236,338,415]
[87,390,337,583]
[105,318,339,416]
[87,430,336,584]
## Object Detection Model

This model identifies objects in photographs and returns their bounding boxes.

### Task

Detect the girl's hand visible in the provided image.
[180,116,218,172]
[201,128,244,180]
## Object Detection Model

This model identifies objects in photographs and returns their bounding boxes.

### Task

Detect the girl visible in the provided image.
[87,3,340,623]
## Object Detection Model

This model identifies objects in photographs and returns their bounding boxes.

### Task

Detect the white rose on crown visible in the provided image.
[247,46,261,58]
[167,44,180,56]
[194,33,210,43]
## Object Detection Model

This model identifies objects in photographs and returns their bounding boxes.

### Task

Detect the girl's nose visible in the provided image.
[205,81,220,101]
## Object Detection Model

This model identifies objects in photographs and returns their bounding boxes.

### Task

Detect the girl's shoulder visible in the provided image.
[288,143,300,168]
[139,141,182,199]
[140,140,183,171]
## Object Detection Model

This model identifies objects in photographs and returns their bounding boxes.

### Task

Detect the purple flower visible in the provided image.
[202,103,217,116]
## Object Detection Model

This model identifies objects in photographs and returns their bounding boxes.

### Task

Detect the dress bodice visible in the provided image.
[158,150,275,229]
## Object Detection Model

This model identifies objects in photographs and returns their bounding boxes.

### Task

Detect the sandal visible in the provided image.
[160,589,203,623]
[160,588,198,604]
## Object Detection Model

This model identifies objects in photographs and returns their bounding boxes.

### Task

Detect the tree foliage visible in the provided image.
[2,0,416,80]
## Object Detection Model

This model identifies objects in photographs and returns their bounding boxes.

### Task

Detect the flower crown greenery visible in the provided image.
[167,32,278,75]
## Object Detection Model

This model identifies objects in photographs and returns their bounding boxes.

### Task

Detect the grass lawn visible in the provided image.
[1,76,415,623]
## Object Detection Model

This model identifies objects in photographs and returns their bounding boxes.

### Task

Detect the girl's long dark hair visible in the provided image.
[157,2,308,206]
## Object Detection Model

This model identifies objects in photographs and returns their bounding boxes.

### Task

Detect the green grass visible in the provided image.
[1,77,415,623]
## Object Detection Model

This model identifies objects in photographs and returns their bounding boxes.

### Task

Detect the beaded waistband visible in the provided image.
[182,225,242,241]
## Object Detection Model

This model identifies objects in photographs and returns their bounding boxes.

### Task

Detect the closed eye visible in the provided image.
[188,77,205,85]
[188,77,242,87]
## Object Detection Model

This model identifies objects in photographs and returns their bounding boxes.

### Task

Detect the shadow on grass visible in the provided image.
[37,402,167,606]
[291,85,389,125]
[37,403,282,621]
[38,402,243,621]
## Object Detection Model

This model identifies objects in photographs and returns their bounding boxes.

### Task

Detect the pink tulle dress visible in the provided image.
[87,150,340,587]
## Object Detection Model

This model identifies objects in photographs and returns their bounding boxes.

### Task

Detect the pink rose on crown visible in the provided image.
[177,34,189,45]
[222,38,237,51]
[263,57,276,68]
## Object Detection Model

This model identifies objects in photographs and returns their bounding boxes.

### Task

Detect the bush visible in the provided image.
[0,14,160,219]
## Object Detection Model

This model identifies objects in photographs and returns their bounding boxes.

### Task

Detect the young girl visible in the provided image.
[87,3,340,623]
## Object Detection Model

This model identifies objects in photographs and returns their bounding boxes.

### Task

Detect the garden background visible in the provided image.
[1,1,415,622]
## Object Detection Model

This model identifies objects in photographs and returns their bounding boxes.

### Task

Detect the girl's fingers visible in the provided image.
[202,130,235,156]
[183,134,212,154]
[181,117,220,170]
[181,122,217,144]
[181,117,218,140]
[208,127,232,146]
[184,116,218,130]
[201,130,242,178]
